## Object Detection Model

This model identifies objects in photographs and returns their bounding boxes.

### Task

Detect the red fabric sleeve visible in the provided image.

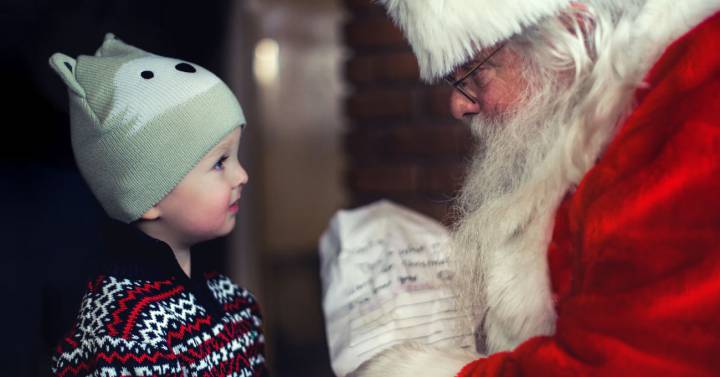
[459,11,720,377]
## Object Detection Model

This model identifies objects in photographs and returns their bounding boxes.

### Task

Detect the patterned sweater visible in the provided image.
[52,221,267,377]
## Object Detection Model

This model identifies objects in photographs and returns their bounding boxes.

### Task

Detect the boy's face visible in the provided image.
[150,127,247,246]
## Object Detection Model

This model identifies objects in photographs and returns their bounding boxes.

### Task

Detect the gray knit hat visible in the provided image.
[49,33,245,223]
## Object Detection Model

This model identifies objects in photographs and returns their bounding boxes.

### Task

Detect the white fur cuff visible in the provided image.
[350,343,480,377]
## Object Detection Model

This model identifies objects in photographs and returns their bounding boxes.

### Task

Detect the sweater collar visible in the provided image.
[98,219,207,283]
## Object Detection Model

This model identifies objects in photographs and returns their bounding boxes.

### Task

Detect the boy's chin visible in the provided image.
[188,217,237,244]
[217,216,237,236]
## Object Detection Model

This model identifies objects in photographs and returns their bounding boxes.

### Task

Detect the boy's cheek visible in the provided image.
[181,197,235,235]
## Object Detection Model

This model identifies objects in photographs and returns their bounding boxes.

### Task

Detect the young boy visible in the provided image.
[48,33,266,376]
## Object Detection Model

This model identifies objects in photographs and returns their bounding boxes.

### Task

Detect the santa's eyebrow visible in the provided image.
[467,53,491,67]
[474,43,505,63]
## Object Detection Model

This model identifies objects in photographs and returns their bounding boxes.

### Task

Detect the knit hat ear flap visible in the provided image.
[48,53,85,97]
[94,33,147,58]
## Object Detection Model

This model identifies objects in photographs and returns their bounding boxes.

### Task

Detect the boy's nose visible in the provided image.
[233,164,249,187]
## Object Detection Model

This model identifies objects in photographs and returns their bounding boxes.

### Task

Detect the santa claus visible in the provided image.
[353,0,720,376]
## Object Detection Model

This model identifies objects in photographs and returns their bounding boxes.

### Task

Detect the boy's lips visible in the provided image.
[229,188,243,212]
[229,197,240,213]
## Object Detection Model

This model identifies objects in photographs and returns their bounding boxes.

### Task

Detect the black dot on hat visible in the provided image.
[141,70,154,79]
[175,62,196,73]
[64,62,72,72]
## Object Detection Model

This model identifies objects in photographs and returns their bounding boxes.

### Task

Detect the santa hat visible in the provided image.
[376,0,572,81]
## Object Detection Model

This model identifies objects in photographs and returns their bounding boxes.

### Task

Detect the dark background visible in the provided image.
[0,1,235,375]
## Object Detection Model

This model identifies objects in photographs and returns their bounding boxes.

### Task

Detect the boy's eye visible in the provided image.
[214,155,229,170]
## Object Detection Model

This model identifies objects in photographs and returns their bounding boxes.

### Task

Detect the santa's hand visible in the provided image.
[349,343,479,377]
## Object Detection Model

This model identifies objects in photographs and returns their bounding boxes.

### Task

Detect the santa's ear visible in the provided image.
[141,206,162,221]
[569,1,588,11]
[561,2,594,36]
[48,53,86,97]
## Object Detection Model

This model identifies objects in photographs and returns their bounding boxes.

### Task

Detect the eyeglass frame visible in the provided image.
[443,43,506,104]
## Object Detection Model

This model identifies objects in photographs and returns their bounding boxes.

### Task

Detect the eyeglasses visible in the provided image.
[443,43,505,104]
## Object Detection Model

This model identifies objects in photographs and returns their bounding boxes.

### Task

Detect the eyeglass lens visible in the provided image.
[444,44,505,104]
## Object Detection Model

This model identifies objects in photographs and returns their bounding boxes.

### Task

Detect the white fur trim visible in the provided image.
[376,0,571,80]
[482,220,558,353]
[350,343,479,377]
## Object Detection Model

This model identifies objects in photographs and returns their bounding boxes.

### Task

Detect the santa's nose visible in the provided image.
[449,89,481,120]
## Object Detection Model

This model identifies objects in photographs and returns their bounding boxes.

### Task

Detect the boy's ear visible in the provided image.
[141,206,162,221]
[48,53,86,97]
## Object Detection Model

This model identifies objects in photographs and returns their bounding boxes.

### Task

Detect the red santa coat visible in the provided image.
[459,10,720,377]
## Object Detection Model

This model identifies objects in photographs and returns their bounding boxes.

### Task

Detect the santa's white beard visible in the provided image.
[451,54,582,354]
